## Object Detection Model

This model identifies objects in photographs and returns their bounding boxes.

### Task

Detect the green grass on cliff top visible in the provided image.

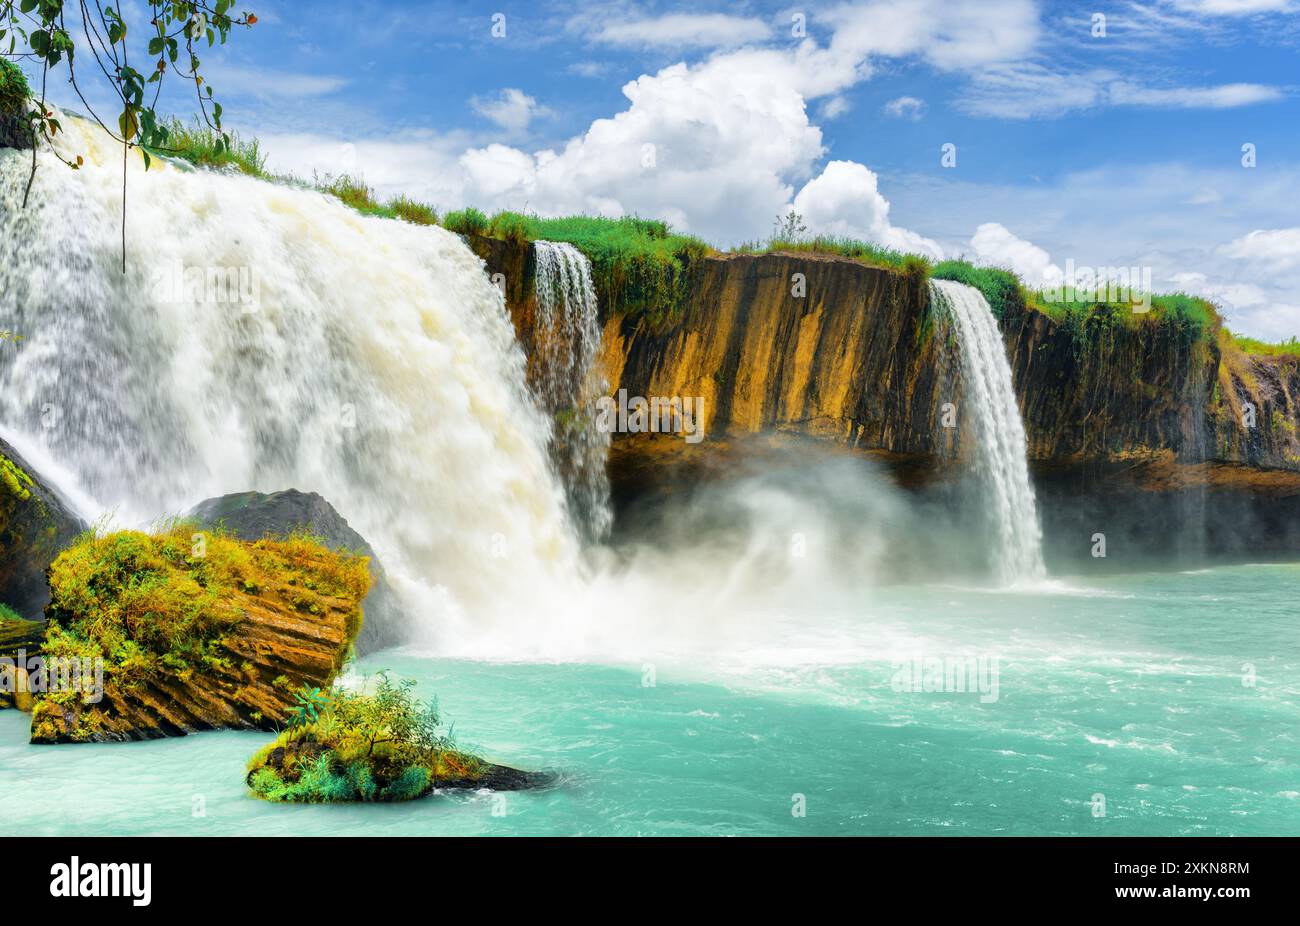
[736,234,923,272]
[157,121,1273,346]
[1227,332,1300,358]
[473,210,712,323]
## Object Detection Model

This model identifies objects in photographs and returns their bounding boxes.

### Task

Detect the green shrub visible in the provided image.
[0,58,32,116]
[931,260,1025,321]
[443,207,489,236]
[0,602,23,623]
[388,195,438,226]
[246,672,486,803]
[487,209,532,244]
[1229,332,1300,358]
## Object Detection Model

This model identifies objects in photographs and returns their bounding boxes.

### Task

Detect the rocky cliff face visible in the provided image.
[471,237,961,463]
[471,235,1300,563]
[0,435,86,618]
[473,236,1298,473]
[1002,300,1300,472]
[186,489,407,655]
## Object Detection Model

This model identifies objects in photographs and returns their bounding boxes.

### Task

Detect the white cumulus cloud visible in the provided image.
[590,13,772,49]
[1218,228,1300,269]
[968,223,1062,286]
[792,161,943,258]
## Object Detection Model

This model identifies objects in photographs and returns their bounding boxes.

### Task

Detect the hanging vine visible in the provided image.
[1,1,256,269]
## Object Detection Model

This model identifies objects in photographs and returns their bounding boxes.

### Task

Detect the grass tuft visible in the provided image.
[443,206,489,236]
[163,118,266,176]
[388,195,438,226]
[1227,332,1300,358]
[931,260,1024,321]
[739,234,929,274]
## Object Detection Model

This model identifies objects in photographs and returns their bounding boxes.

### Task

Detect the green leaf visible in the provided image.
[118,106,138,142]
[148,36,164,55]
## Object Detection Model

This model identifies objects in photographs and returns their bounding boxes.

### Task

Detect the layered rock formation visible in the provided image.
[30,526,370,743]
[186,489,406,654]
[470,235,1300,564]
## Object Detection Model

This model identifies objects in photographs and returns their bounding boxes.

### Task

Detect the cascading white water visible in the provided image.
[0,113,580,638]
[930,279,1046,584]
[532,240,612,540]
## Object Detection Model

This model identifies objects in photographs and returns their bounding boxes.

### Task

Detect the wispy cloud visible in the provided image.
[1109,81,1284,107]
[1169,0,1297,14]
[470,88,553,135]
[958,63,1284,118]
[206,64,347,99]
[884,96,928,120]
[586,12,772,49]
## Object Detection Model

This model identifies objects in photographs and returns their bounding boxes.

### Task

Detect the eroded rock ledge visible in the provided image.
[30,525,370,743]
[468,236,1300,566]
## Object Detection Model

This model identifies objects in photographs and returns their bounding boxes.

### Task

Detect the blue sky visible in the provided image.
[23,0,1300,338]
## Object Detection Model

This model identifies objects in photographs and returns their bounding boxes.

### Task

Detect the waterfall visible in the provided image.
[532,240,612,540]
[930,279,1046,584]
[0,113,580,639]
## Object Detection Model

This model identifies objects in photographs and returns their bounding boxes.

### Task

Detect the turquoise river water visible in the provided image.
[3,563,1297,836]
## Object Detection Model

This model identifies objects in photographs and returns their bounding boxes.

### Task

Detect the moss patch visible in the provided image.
[31,524,370,743]
[0,452,34,503]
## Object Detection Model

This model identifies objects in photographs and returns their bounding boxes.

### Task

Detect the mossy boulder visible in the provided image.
[29,524,371,743]
[0,436,87,619]
[186,489,407,654]
[0,58,33,150]
[246,674,550,802]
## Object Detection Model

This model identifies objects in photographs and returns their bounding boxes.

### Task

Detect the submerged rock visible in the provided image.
[0,436,87,619]
[186,489,407,654]
[29,525,370,743]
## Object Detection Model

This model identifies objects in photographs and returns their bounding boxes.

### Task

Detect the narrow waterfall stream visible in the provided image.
[930,279,1046,584]
[532,240,613,541]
